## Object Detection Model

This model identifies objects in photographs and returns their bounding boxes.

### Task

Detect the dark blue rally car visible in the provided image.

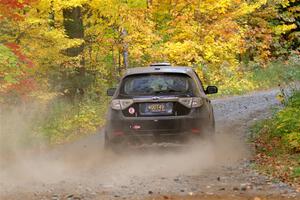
[105,63,218,148]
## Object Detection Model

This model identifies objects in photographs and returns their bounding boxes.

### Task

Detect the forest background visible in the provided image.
[0,0,299,146]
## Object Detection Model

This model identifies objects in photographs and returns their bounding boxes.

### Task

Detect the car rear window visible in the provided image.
[120,73,195,96]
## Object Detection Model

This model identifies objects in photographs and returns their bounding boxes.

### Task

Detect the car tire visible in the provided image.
[104,132,112,150]
[104,132,124,153]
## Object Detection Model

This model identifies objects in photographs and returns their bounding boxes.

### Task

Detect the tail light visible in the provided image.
[178,97,203,108]
[111,97,203,110]
[111,99,134,110]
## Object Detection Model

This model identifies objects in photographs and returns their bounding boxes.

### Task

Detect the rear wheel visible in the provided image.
[205,123,216,144]
[193,123,215,144]
[104,132,113,151]
[104,132,125,152]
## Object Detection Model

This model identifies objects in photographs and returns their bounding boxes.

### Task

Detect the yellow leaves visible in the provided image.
[11,0,293,93]
[163,40,201,66]
[30,91,59,103]
[217,71,258,94]
[54,0,89,9]
[89,0,125,19]
[24,17,45,25]
[231,0,267,18]
[42,29,65,40]
[273,24,297,35]
[43,29,84,50]
[151,0,251,71]
[25,0,267,76]
[280,0,294,8]
[126,0,147,8]
[34,0,51,12]
[197,0,232,14]
[288,4,300,12]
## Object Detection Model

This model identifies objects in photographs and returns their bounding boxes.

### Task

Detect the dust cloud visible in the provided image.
[0,104,248,194]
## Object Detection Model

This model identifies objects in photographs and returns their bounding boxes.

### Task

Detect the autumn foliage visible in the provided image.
[253,91,300,187]
[0,0,33,20]
[0,0,36,102]
[0,0,299,103]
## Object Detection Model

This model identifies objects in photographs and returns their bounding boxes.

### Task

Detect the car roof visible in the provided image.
[124,66,195,77]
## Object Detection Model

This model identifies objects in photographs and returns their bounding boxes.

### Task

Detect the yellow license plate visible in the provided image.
[148,104,166,112]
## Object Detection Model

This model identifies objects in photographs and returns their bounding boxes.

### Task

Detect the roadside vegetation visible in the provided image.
[251,89,300,187]
[0,0,299,146]
[218,54,300,95]
[36,97,108,144]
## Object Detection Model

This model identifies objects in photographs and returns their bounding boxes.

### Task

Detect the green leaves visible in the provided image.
[3,74,18,84]
[253,91,300,187]
[257,91,300,152]
[39,98,108,144]
[0,44,22,87]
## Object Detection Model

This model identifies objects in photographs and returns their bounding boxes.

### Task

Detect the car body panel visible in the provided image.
[105,65,216,147]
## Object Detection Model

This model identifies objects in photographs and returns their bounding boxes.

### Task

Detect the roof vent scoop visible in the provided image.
[150,62,171,67]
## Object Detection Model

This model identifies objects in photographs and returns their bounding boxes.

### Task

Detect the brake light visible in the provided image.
[111,97,203,110]
[178,98,192,108]
[191,97,203,108]
[179,97,203,108]
[111,99,134,110]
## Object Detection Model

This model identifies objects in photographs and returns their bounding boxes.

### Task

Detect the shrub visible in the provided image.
[252,90,300,186]
[273,92,300,152]
[37,97,108,145]
[254,91,300,153]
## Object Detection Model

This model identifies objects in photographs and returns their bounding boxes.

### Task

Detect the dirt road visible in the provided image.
[0,89,299,200]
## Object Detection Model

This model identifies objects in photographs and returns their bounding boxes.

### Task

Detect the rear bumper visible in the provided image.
[108,131,198,145]
[105,107,212,142]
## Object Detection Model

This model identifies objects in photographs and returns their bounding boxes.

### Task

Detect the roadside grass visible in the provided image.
[293,166,300,178]
[217,58,300,96]
[251,91,300,187]
[35,96,109,145]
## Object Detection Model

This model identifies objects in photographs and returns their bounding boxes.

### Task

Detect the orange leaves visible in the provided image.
[5,43,34,69]
[0,43,36,102]
[0,0,35,20]
[0,0,29,9]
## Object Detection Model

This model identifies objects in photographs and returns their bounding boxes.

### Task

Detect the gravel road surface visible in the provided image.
[0,89,299,200]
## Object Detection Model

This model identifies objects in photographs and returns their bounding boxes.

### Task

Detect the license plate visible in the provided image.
[140,103,173,115]
[148,104,166,112]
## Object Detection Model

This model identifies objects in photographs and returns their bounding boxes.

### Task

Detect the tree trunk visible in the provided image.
[62,6,85,100]
[48,1,55,28]
[147,0,152,8]
[118,49,122,76]
[63,6,84,57]
[122,28,129,70]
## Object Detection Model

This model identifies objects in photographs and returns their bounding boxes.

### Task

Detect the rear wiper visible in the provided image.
[154,89,181,94]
